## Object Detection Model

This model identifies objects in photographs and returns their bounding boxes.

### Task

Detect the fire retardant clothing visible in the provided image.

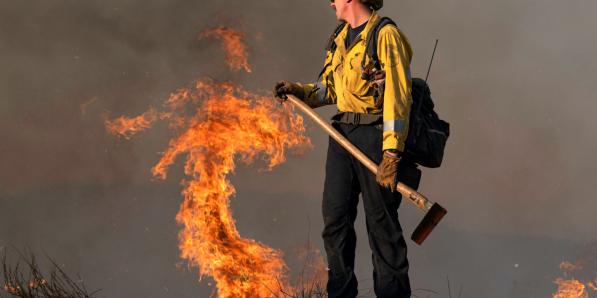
[300,12,421,298]
[300,12,413,152]
[323,122,420,298]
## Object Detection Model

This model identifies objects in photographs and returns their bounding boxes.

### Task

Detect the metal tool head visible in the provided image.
[411,203,447,245]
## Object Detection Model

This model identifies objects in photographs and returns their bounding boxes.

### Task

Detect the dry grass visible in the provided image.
[1,247,444,298]
[1,249,99,298]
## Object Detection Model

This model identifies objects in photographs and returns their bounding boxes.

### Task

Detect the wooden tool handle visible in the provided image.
[285,95,434,211]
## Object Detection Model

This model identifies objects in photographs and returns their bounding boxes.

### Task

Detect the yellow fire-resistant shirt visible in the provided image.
[301,12,413,152]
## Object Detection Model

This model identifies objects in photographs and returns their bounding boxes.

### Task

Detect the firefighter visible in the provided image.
[274,0,420,297]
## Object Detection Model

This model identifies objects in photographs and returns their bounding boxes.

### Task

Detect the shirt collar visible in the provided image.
[334,11,381,52]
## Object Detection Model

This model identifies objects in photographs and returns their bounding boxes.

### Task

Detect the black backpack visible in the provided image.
[326,18,450,168]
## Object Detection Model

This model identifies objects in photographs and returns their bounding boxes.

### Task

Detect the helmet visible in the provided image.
[361,0,383,10]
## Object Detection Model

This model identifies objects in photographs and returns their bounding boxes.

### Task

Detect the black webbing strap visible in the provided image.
[362,17,396,71]
[332,112,382,125]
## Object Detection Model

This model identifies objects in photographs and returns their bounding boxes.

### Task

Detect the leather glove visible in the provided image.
[273,81,305,102]
[376,150,402,192]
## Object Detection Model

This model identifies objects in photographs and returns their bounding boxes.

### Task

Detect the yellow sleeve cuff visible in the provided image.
[382,131,406,152]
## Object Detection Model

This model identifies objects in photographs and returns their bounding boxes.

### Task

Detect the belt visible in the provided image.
[331,112,383,126]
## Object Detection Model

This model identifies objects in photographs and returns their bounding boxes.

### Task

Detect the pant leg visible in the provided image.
[349,124,420,298]
[322,123,361,298]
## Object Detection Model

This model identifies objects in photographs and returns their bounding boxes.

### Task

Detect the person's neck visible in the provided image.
[345,6,373,28]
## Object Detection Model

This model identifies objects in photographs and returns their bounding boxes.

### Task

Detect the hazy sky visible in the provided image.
[1,0,596,297]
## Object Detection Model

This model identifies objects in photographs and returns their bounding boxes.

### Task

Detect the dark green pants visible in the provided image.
[322,122,421,298]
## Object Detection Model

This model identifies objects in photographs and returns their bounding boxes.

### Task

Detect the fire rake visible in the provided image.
[286,94,447,245]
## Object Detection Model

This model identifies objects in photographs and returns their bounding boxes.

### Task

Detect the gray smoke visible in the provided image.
[1,0,596,297]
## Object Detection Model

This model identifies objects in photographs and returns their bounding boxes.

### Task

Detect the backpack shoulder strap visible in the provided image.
[362,17,396,70]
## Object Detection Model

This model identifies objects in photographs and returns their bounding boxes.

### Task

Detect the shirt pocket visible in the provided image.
[343,51,369,96]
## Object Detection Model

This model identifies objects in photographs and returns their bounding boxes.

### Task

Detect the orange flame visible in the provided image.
[552,261,596,298]
[28,279,47,289]
[108,78,310,297]
[201,27,252,73]
[588,280,597,291]
[105,108,159,139]
[105,23,324,297]
[553,278,588,298]
[560,261,583,272]
[3,284,20,294]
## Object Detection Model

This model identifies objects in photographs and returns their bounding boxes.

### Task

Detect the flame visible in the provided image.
[552,261,596,298]
[105,108,159,139]
[201,27,252,73]
[553,278,588,298]
[28,279,47,289]
[155,79,310,297]
[105,22,326,297]
[588,280,597,291]
[108,78,310,297]
[3,284,20,294]
[560,261,583,272]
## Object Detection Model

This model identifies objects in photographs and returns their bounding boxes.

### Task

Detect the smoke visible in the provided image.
[1,0,596,297]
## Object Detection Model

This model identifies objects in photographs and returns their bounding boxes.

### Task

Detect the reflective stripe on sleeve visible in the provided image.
[383,120,406,132]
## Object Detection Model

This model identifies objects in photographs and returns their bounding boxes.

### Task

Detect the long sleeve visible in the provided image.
[300,52,337,108]
[377,26,413,152]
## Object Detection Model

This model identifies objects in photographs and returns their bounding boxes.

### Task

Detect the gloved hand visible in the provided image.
[273,81,305,102]
[376,150,402,192]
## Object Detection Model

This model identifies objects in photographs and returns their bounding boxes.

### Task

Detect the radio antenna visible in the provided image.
[425,39,439,83]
